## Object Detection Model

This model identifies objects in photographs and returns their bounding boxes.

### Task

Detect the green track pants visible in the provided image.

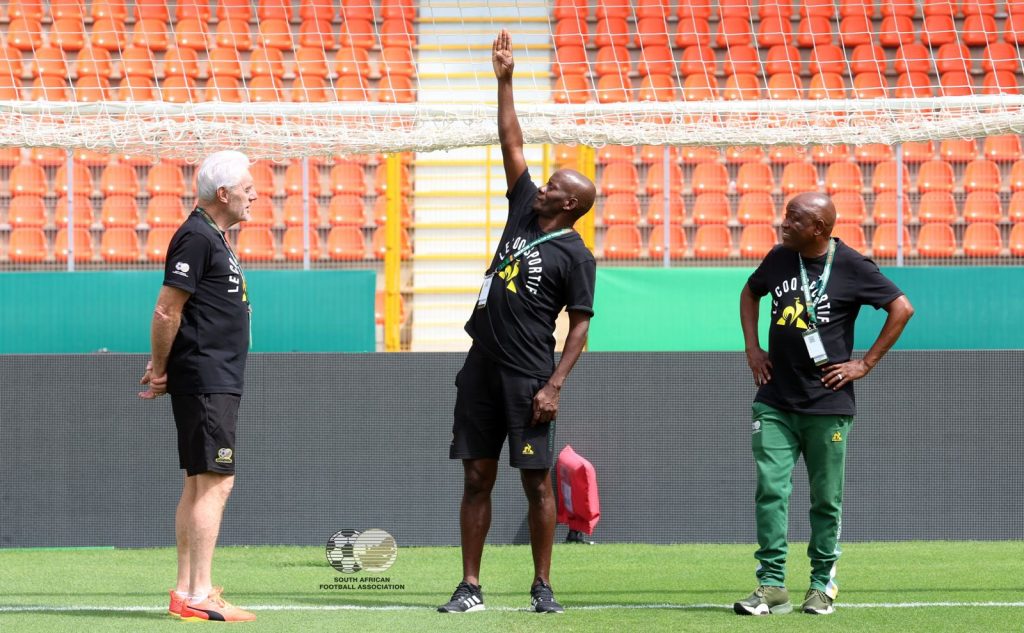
[750,401,853,598]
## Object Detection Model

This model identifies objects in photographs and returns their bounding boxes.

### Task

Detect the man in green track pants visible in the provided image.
[735,192,915,616]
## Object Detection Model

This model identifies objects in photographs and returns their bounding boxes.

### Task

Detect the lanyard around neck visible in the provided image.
[491,228,571,274]
[797,238,836,328]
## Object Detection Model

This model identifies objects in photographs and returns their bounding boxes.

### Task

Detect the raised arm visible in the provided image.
[822,294,914,391]
[493,29,527,192]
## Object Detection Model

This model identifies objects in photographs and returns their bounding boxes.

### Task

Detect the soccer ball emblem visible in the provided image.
[326,529,363,573]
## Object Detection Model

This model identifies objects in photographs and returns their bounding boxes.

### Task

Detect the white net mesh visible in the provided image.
[0,0,1022,159]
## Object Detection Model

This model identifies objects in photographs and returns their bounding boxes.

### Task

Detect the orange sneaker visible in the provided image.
[168,589,186,618]
[180,587,256,622]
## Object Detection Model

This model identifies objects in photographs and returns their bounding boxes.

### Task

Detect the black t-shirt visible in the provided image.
[162,211,251,395]
[747,238,904,415]
[465,170,597,379]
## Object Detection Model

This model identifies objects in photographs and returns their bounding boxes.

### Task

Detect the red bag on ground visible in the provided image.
[555,444,600,535]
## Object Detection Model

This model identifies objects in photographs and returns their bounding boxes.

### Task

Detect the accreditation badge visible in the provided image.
[802,327,829,366]
[476,273,493,309]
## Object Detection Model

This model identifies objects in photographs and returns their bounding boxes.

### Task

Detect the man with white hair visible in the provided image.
[139,150,258,622]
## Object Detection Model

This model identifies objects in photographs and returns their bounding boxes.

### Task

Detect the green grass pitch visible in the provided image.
[2,541,1022,632]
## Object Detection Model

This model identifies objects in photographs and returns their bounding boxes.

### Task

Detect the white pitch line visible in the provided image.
[1,602,1023,614]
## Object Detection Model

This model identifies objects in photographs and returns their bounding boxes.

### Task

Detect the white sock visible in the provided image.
[174,591,188,599]
[189,592,208,605]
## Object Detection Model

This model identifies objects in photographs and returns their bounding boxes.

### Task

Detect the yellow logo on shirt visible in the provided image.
[832,432,843,443]
[498,260,519,294]
[522,443,535,456]
[777,297,809,330]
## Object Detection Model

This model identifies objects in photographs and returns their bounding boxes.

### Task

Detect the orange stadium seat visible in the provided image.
[808,44,845,75]
[983,43,1021,73]
[145,226,176,261]
[134,0,168,20]
[648,225,687,259]
[635,17,671,48]
[250,47,287,79]
[0,148,22,168]
[719,0,753,19]
[764,45,800,76]
[299,19,337,50]
[691,162,729,194]
[552,144,579,167]
[872,161,911,194]
[780,162,819,194]
[147,163,187,196]
[162,47,200,79]
[555,75,592,104]
[159,76,197,103]
[681,145,721,164]
[381,19,416,48]
[692,192,731,224]
[939,71,974,97]
[737,192,776,225]
[681,74,718,101]
[597,0,631,19]
[984,135,1023,163]
[370,226,411,259]
[803,0,836,17]
[75,76,112,102]
[100,195,140,228]
[596,145,635,165]
[726,147,766,164]
[645,194,685,225]
[849,44,886,75]
[962,190,1003,223]
[824,163,863,193]
[330,163,367,195]
[739,224,778,258]
[208,48,244,80]
[31,47,68,79]
[327,194,366,226]
[554,17,589,48]
[766,72,803,99]
[872,191,912,223]
[723,45,758,76]
[675,18,711,47]
[10,163,47,197]
[677,0,713,19]
[981,71,1019,94]
[7,195,46,227]
[760,0,794,18]
[840,0,876,19]
[916,222,957,258]
[808,72,846,99]
[336,74,370,101]
[326,226,366,260]
[30,147,68,168]
[100,227,141,262]
[373,195,412,227]
[380,0,416,21]
[962,14,998,46]
[374,163,412,196]
[339,0,374,21]
[722,73,762,100]
[812,145,853,164]
[377,74,416,103]
[903,141,936,163]
[53,195,93,227]
[595,18,630,48]
[854,144,894,164]
[938,138,978,163]
[74,46,114,80]
[679,45,715,76]
[379,47,416,77]
[757,16,792,47]
[892,43,929,75]
[716,17,754,47]
[246,196,277,227]
[174,18,210,52]
[143,194,185,229]
[553,0,586,20]
[283,195,322,226]
[797,16,834,47]
[599,163,639,195]
[282,227,322,261]
[236,226,276,261]
[55,227,94,261]
[601,193,641,226]
[260,19,295,51]
[917,191,957,222]
[839,16,873,47]
[871,224,911,258]
[176,0,211,21]
[284,162,323,197]
[879,15,915,47]
[91,18,128,52]
[219,0,254,21]
[935,43,971,74]
[922,0,958,14]
[259,0,294,20]
[291,75,333,102]
[121,46,157,79]
[249,75,284,102]
[832,224,867,253]
[336,46,372,78]
[594,45,631,77]
[602,225,642,259]
[645,162,684,195]
[833,191,866,224]
[118,75,158,100]
[638,74,677,102]
[736,163,774,194]
[962,222,1002,257]
[7,0,45,20]
[1010,223,1024,256]
[132,18,170,52]
[963,159,1002,192]
[895,72,933,98]
[339,19,376,48]
[8,18,44,52]
[100,163,140,196]
[216,19,254,52]
[922,14,957,47]
[637,46,675,77]
[52,18,87,52]
[7,228,48,262]
[693,225,732,259]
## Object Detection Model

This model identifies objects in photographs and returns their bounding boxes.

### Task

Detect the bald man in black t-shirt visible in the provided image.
[438,30,597,615]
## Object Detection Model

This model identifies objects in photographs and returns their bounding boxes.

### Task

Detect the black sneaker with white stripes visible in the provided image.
[530,581,565,613]
[437,581,485,613]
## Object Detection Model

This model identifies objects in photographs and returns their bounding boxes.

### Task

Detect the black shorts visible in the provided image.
[450,345,555,469]
[171,393,241,476]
